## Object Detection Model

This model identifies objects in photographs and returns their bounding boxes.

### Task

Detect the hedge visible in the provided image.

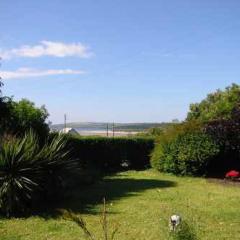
[64,135,155,171]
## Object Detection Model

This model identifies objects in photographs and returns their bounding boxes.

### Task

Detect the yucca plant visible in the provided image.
[0,131,78,216]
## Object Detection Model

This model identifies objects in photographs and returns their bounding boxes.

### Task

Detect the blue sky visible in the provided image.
[1,0,240,124]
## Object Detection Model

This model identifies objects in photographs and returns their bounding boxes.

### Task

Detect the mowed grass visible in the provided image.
[1,170,240,240]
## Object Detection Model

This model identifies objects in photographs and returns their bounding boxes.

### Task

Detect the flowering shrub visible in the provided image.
[225,170,240,179]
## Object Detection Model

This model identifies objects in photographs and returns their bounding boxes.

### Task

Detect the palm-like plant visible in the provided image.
[0,131,78,216]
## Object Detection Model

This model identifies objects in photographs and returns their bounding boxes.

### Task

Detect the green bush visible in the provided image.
[151,132,219,176]
[175,132,219,175]
[151,138,180,174]
[0,131,78,216]
[64,135,155,171]
[151,121,202,173]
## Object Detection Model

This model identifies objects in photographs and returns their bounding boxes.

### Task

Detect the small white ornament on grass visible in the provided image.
[169,214,181,231]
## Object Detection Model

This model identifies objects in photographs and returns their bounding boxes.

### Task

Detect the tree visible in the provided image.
[187,83,240,122]
[1,98,49,137]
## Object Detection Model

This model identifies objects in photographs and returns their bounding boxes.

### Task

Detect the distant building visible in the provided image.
[59,127,79,136]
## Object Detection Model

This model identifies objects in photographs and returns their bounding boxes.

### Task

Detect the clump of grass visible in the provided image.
[63,198,119,240]
[169,220,197,240]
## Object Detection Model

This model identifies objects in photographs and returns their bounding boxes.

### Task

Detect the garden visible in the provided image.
[1,83,240,239]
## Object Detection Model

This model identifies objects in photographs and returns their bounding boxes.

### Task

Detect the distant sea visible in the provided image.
[51,122,170,136]
[51,126,138,136]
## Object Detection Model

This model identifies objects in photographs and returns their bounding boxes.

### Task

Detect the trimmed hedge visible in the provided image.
[65,136,155,171]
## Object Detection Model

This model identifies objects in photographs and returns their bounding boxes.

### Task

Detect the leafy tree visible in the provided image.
[0,80,49,137]
[0,98,49,137]
[187,83,240,122]
[10,99,49,137]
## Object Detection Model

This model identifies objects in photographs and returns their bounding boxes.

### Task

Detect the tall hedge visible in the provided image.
[64,136,154,171]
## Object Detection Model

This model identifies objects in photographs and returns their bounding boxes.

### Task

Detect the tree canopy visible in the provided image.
[0,97,49,137]
[187,83,240,122]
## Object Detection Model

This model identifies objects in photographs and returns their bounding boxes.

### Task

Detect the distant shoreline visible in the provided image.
[77,130,139,137]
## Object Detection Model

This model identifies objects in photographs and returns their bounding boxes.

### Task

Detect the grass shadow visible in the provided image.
[37,176,176,218]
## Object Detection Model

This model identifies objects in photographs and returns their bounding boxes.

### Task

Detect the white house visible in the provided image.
[59,127,79,136]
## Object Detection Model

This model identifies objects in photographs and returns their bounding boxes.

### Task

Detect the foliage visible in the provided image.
[0,97,12,136]
[151,120,203,173]
[156,120,202,143]
[11,99,49,137]
[152,83,240,176]
[0,131,78,216]
[151,141,179,174]
[204,104,240,150]
[0,81,12,136]
[65,135,155,171]
[174,132,219,175]
[151,131,219,176]
[202,105,240,175]
[146,127,163,137]
[187,83,240,122]
[0,98,49,138]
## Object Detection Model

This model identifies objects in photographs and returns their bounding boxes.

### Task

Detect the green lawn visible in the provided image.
[1,170,240,240]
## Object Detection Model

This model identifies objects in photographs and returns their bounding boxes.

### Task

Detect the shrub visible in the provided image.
[204,105,240,175]
[0,131,78,216]
[151,132,219,176]
[174,132,220,175]
[151,139,175,173]
[151,120,203,174]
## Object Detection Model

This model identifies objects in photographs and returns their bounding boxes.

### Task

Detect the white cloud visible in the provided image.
[0,41,93,59]
[0,68,85,79]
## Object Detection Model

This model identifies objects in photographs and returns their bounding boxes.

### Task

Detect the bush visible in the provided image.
[0,131,78,216]
[64,135,155,171]
[151,121,203,173]
[151,132,219,176]
[174,132,219,175]
[151,134,182,174]
[203,105,240,176]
